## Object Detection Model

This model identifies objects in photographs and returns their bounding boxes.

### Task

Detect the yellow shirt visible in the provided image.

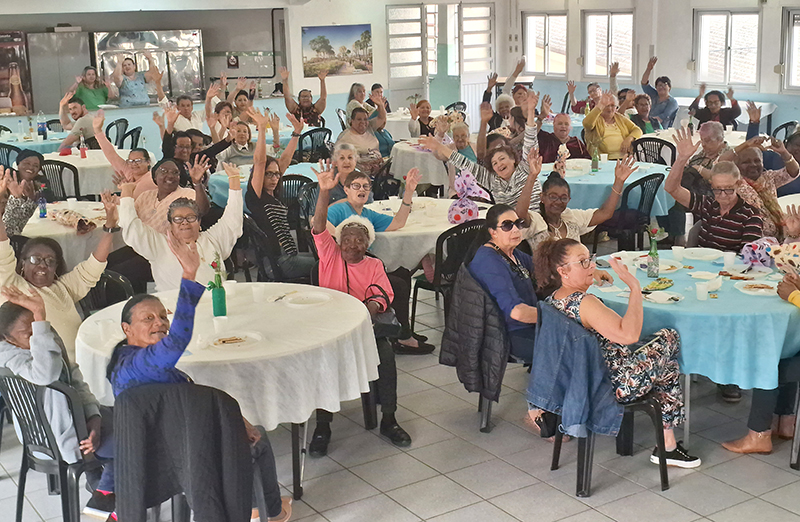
[789,290,800,308]
[601,122,624,160]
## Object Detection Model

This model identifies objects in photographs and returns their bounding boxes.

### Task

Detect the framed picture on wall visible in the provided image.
[301,24,372,77]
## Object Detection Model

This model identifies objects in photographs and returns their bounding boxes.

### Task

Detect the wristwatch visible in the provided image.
[103,225,121,233]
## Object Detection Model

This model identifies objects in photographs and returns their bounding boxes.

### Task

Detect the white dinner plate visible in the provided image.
[683,247,724,261]
[726,265,772,280]
[658,259,683,273]
[643,291,684,304]
[207,331,264,351]
[734,280,778,296]
[283,291,332,308]
[98,104,118,109]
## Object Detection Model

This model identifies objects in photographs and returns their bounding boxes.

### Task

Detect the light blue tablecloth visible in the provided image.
[592,251,800,389]
[543,161,675,216]
[539,114,584,138]
[208,162,319,209]
[1,132,69,154]
[251,128,294,149]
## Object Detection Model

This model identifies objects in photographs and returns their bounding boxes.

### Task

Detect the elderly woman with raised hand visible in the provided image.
[583,91,643,160]
[68,66,115,110]
[665,128,763,251]
[483,73,516,132]
[345,83,375,120]
[214,121,256,168]
[732,138,800,240]
[408,99,435,137]
[568,81,603,115]
[629,94,663,134]
[93,110,156,198]
[336,106,386,176]
[640,56,679,128]
[0,166,115,361]
[534,238,699,468]
[307,164,412,455]
[279,67,327,127]
[451,122,477,163]
[105,237,291,522]
[113,161,243,291]
[690,84,741,129]
[112,51,163,108]
[537,96,590,163]
[424,98,542,212]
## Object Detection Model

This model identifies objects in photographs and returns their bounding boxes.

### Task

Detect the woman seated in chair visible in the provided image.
[336,107,386,177]
[246,108,315,280]
[583,91,643,160]
[0,166,114,362]
[280,67,327,127]
[327,143,373,206]
[534,238,700,468]
[0,285,118,519]
[408,99,435,137]
[516,151,637,256]
[307,164,411,455]
[214,121,256,168]
[0,150,55,236]
[93,111,156,198]
[106,237,291,522]
[422,98,542,212]
[111,162,242,291]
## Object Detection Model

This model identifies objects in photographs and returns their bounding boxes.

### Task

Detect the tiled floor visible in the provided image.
[3,240,800,521]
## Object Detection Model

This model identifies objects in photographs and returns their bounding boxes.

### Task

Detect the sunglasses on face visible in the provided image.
[349,182,371,191]
[561,254,597,270]
[170,215,198,224]
[711,188,736,196]
[496,219,528,232]
[27,255,57,268]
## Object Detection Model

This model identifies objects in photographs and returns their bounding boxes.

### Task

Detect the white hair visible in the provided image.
[495,94,514,110]
[334,142,358,157]
[451,122,469,134]
[699,121,725,143]
[334,215,376,247]
[710,161,741,180]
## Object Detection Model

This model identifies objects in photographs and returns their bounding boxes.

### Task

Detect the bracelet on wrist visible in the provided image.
[103,225,121,233]
[612,187,622,196]
[401,200,412,207]
[291,132,301,137]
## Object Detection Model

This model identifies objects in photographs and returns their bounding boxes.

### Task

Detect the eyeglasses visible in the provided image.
[495,219,529,232]
[546,194,571,204]
[126,158,147,165]
[170,215,198,224]
[561,254,597,270]
[174,144,192,150]
[27,255,57,268]
[711,188,736,196]
[349,182,372,191]
[265,171,281,179]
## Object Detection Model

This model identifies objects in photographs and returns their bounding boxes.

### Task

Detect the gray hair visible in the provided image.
[347,83,365,103]
[699,121,725,143]
[495,94,514,110]
[167,197,200,222]
[451,122,469,134]
[710,161,741,181]
[334,142,358,157]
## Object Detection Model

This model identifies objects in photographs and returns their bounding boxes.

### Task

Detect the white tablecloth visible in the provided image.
[779,193,800,211]
[365,197,486,271]
[641,129,747,149]
[21,200,124,270]
[42,149,128,196]
[75,282,379,431]
[383,109,446,141]
[390,139,449,187]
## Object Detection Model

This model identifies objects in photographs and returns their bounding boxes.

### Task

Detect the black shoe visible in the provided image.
[411,332,429,343]
[718,384,742,402]
[650,441,701,469]
[393,339,435,355]
[380,421,412,447]
[84,491,115,518]
[308,427,331,458]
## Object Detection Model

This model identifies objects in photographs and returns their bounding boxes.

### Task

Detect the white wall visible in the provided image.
[0,0,308,15]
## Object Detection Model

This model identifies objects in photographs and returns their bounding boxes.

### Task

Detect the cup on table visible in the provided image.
[252,284,266,303]
[695,282,709,301]
[671,246,685,262]
[213,316,228,334]
[66,197,77,210]
[222,280,237,297]
[600,153,609,164]
[626,258,638,274]
[723,252,736,270]
[36,135,43,142]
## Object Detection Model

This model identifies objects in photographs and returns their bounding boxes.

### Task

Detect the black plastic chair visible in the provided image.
[294,128,332,163]
[551,390,670,496]
[40,159,81,200]
[336,108,348,131]
[774,121,799,142]
[121,126,142,149]
[318,115,327,129]
[78,269,134,317]
[0,124,11,134]
[105,118,129,148]
[46,119,63,133]
[297,181,320,257]
[410,219,486,332]
[592,173,665,252]
[730,120,738,131]
[242,214,310,283]
[445,101,467,112]
[279,174,313,244]
[0,143,21,169]
[632,138,677,166]
[373,176,400,200]
[0,375,103,522]
[560,92,571,113]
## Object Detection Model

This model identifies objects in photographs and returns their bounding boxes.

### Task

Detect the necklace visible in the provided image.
[548,217,565,239]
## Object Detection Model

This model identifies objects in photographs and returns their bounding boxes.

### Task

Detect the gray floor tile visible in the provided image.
[489,482,590,522]
[300,469,379,512]
[415,311,445,329]
[350,453,438,492]
[760,480,800,515]
[426,500,520,521]
[703,454,800,496]
[556,511,616,522]
[599,447,697,490]
[275,453,344,487]
[396,373,436,397]
[409,364,461,387]
[394,417,455,450]
[321,493,420,522]
[655,472,752,516]
[0,494,44,521]
[595,489,699,522]
[458,419,540,458]
[707,498,800,522]
[545,467,645,508]
[446,459,537,499]
[408,438,494,474]
[325,431,402,468]
[386,475,481,520]
[397,388,473,418]
[395,353,441,373]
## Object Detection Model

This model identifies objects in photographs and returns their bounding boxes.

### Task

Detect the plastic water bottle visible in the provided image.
[36,111,47,140]
[37,195,47,218]
[79,131,87,159]
[16,119,24,139]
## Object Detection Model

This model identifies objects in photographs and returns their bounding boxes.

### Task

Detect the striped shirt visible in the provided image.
[245,187,298,257]
[690,193,763,252]
[447,125,541,212]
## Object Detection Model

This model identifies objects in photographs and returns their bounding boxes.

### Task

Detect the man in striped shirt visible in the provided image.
[665,128,763,252]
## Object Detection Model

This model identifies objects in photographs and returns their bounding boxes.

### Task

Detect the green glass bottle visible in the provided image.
[591,147,600,173]
[211,273,227,317]
[646,237,660,278]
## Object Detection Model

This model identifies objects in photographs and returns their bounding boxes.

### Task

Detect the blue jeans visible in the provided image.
[93,406,115,492]
[276,252,316,280]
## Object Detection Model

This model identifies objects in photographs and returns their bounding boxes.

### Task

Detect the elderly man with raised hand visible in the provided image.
[536,95,590,164]
[640,56,679,128]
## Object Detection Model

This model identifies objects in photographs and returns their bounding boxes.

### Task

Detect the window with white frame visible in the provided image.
[783,9,800,90]
[523,13,567,76]
[387,6,425,79]
[460,5,494,73]
[583,11,633,78]
[694,10,759,85]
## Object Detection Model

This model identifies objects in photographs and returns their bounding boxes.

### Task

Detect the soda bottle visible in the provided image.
[9,62,27,113]
[27,116,34,139]
[37,111,47,140]
[79,131,88,159]
[37,195,47,218]
[646,236,660,278]
[591,147,600,173]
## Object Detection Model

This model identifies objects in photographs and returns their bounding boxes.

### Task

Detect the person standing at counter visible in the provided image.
[67,66,115,111]
[112,51,163,108]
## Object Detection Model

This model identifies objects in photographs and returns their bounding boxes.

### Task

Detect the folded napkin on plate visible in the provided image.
[687,271,718,280]
[645,291,678,304]
[595,285,623,293]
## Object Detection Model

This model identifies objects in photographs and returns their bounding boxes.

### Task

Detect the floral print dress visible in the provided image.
[546,291,685,428]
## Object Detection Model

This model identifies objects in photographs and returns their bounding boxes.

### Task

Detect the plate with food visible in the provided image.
[643,291,684,304]
[683,247,724,261]
[721,265,771,280]
[734,280,778,296]
[283,291,333,308]
[643,278,674,291]
[207,331,263,350]
[658,259,683,273]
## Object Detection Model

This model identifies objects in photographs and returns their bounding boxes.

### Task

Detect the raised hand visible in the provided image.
[311,160,336,191]
[625,90,636,103]
[741,135,768,151]
[614,155,639,183]
[279,67,289,82]
[727,87,735,100]
[479,101,494,124]
[746,100,761,123]
[206,83,221,100]
[149,64,163,84]
[527,148,543,181]
[486,72,498,90]
[610,62,620,77]
[403,168,421,195]
[540,95,552,119]
[434,117,449,136]
[527,91,540,121]
[165,106,179,127]
[420,135,449,158]
[287,112,303,134]
[189,156,210,184]
[247,106,269,128]
[784,204,800,238]
[699,83,707,97]
[646,56,658,70]
[513,57,526,76]
[235,77,247,91]
[220,72,228,88]
[674,127,700,159]
[152,111,164,128]
[206,112,218,130]
[226,119,238,141]
[100,190,119,227]
[599,91,616,109]
[0,286,46,321]
[167,231,200,281]
[268,111,280,132]
[768,136,789,156]
[318,70,328,81]
[92,109,105,134]
[609,256,640,291]
[59,90,74,107]
[221,161,241,181]
[368,90,383,106]
[219,109,232,130]
[566,80,576,95]
[409,102,419,120]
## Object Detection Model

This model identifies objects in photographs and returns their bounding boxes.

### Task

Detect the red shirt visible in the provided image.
[537,130,591,163]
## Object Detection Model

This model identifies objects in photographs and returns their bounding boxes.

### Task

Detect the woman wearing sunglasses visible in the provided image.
[0,165,116,362]
[466,204,538,363]
[534,238,700,468]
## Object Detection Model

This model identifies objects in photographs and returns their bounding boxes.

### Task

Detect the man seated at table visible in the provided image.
[169,87,222,133]
[536,96,589,164]
[307,163,412,455]
[58,96,98,151]
[665,128,763,252]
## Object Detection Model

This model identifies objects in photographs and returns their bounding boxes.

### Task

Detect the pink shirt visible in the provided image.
[134,187,196,235]
[133,175,158,199]
[313,229,393,311]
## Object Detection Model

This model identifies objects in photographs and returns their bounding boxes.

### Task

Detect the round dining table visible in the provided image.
[21,200,125,270]
[42,149,128,196]
[1,132,69,154]
[641,128,748,149]
[542,161,674,215]
[389,139,449,187]
[364,196,487,272]
[383,109,447,141]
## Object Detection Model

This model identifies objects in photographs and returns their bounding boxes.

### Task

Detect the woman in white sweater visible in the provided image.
[112,162,243,291]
